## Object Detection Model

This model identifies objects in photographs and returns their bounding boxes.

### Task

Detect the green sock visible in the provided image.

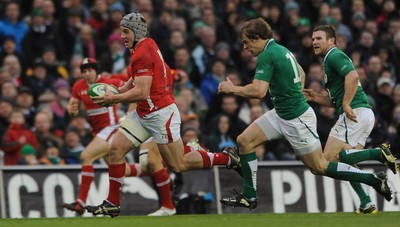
[338,148,381,165]
[350,182,372,208]
[240,152,257,199]
[326,162,378,187]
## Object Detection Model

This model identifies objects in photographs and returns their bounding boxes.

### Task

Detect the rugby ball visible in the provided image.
[88,83,119,98]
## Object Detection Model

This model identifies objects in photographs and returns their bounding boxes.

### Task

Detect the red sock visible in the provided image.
[211,152,230,166]
[78,165,94,204]
[128,164,148,177]
[184,145,191,154]
[196,150,211,168]
[151,168,174,209]
[107,163,126,206]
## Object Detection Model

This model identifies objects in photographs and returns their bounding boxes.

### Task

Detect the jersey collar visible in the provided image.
[263,38,274,51]
[323,46,337,63]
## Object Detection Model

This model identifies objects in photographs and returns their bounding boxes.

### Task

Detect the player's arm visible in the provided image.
[68,97,80,116]
[298,63,306,90]
[342,70,358,122]
[219,77,269,99]
[118,77,135,93]
[303,88,335,107]
[110,76,152,103]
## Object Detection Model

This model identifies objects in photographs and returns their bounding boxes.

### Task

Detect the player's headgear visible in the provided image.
[80,58,98,72]
[120,12,148,42]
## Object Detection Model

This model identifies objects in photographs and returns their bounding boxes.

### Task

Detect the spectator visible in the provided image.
[61,127,85,164]
[1,109,39,165]
[173,46,202,87]
[0,98,14,137]
[375,77,395,127]
[0,1,28,52]
[200,59,226,106]
[192,26,217,75]
[1,81,18,99]
[51,79,71,129]
[41,45,69,80]
[99,33,130,74]
[39,144,65,165]
[87,0,109,34]
[18,144,39,165]
[16,86,36,126]
[2,54,24,86]
[207,114,237,153]
[0,35,26,71]
[73,24,105,59]
[24,60,55,102]
[33,111,64,157]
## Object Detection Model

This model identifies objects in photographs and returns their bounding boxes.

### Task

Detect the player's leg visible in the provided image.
[62,134,111,214]
[86,113,150,217]
[220,111,274,210]
[300,148,393,202]
[326,109,397,173]
[144,141,176,216]
[286,107,392,202]
[323,137,375,213]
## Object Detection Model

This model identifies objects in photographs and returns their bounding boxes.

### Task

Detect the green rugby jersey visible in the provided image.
[255,39,309,120]
[323,47,370,114]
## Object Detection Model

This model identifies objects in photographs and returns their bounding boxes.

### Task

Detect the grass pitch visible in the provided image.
[1,212,399,227]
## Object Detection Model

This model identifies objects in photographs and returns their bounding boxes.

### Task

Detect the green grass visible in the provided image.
[1,212,399,227]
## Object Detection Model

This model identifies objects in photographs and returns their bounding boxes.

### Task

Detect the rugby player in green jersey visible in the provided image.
[218,18,393,210]
[303,24,398,214]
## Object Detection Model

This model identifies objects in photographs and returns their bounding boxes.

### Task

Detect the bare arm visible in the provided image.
[303,89,335,107]
[342,70,359,122]
[113,76,151,103]
[92,76,152,106]
[67,97,80,116]
[298,63,305,90]
[219,77,269,99]
[118,77,135,93]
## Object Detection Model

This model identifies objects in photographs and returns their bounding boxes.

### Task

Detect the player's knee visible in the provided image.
[237,134,253,153]
[324,151,339,162]
[309,163,326,175]
[80,151,92,164]
[109,145,125,161]
[167,164,185,173]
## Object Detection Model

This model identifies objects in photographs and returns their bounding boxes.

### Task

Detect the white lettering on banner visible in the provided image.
[383,170,400,211]
[43,174,75,217]
[8,174,40,218]
[122,177,158,199]
[271,170,302,213]
[304,171,336,212]
[6,172,159,218]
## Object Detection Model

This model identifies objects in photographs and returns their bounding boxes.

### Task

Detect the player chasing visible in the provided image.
[217,18,394,211]
[84,12,241,218]
[62,58,176,216]
[304,24,398,214]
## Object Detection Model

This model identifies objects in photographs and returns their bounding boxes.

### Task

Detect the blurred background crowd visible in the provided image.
[0,0,400,166]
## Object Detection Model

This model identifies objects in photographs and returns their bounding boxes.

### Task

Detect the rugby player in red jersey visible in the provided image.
[86,12,240,217]
[63,58,175,216]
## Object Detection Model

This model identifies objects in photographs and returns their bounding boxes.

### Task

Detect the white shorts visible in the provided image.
[255,107,321,156]
[96,125,119,143]
[120,104,182,145]
[329,107,374,147]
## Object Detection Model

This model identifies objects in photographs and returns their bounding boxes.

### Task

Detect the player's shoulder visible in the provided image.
[326,48,349,62]
[72,78,87,89]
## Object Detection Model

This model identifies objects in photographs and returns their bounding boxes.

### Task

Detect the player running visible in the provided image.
[85,12,241,218]
[62,58,175,216]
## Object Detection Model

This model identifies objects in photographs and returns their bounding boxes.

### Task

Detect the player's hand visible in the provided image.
[303,88,316,101]
[218,77,234,94]
[343,104,357,122]
[68,99,79,116]
[92,85,115,107]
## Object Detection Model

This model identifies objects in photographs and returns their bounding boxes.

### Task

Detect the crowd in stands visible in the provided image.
[1,0,400,166]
